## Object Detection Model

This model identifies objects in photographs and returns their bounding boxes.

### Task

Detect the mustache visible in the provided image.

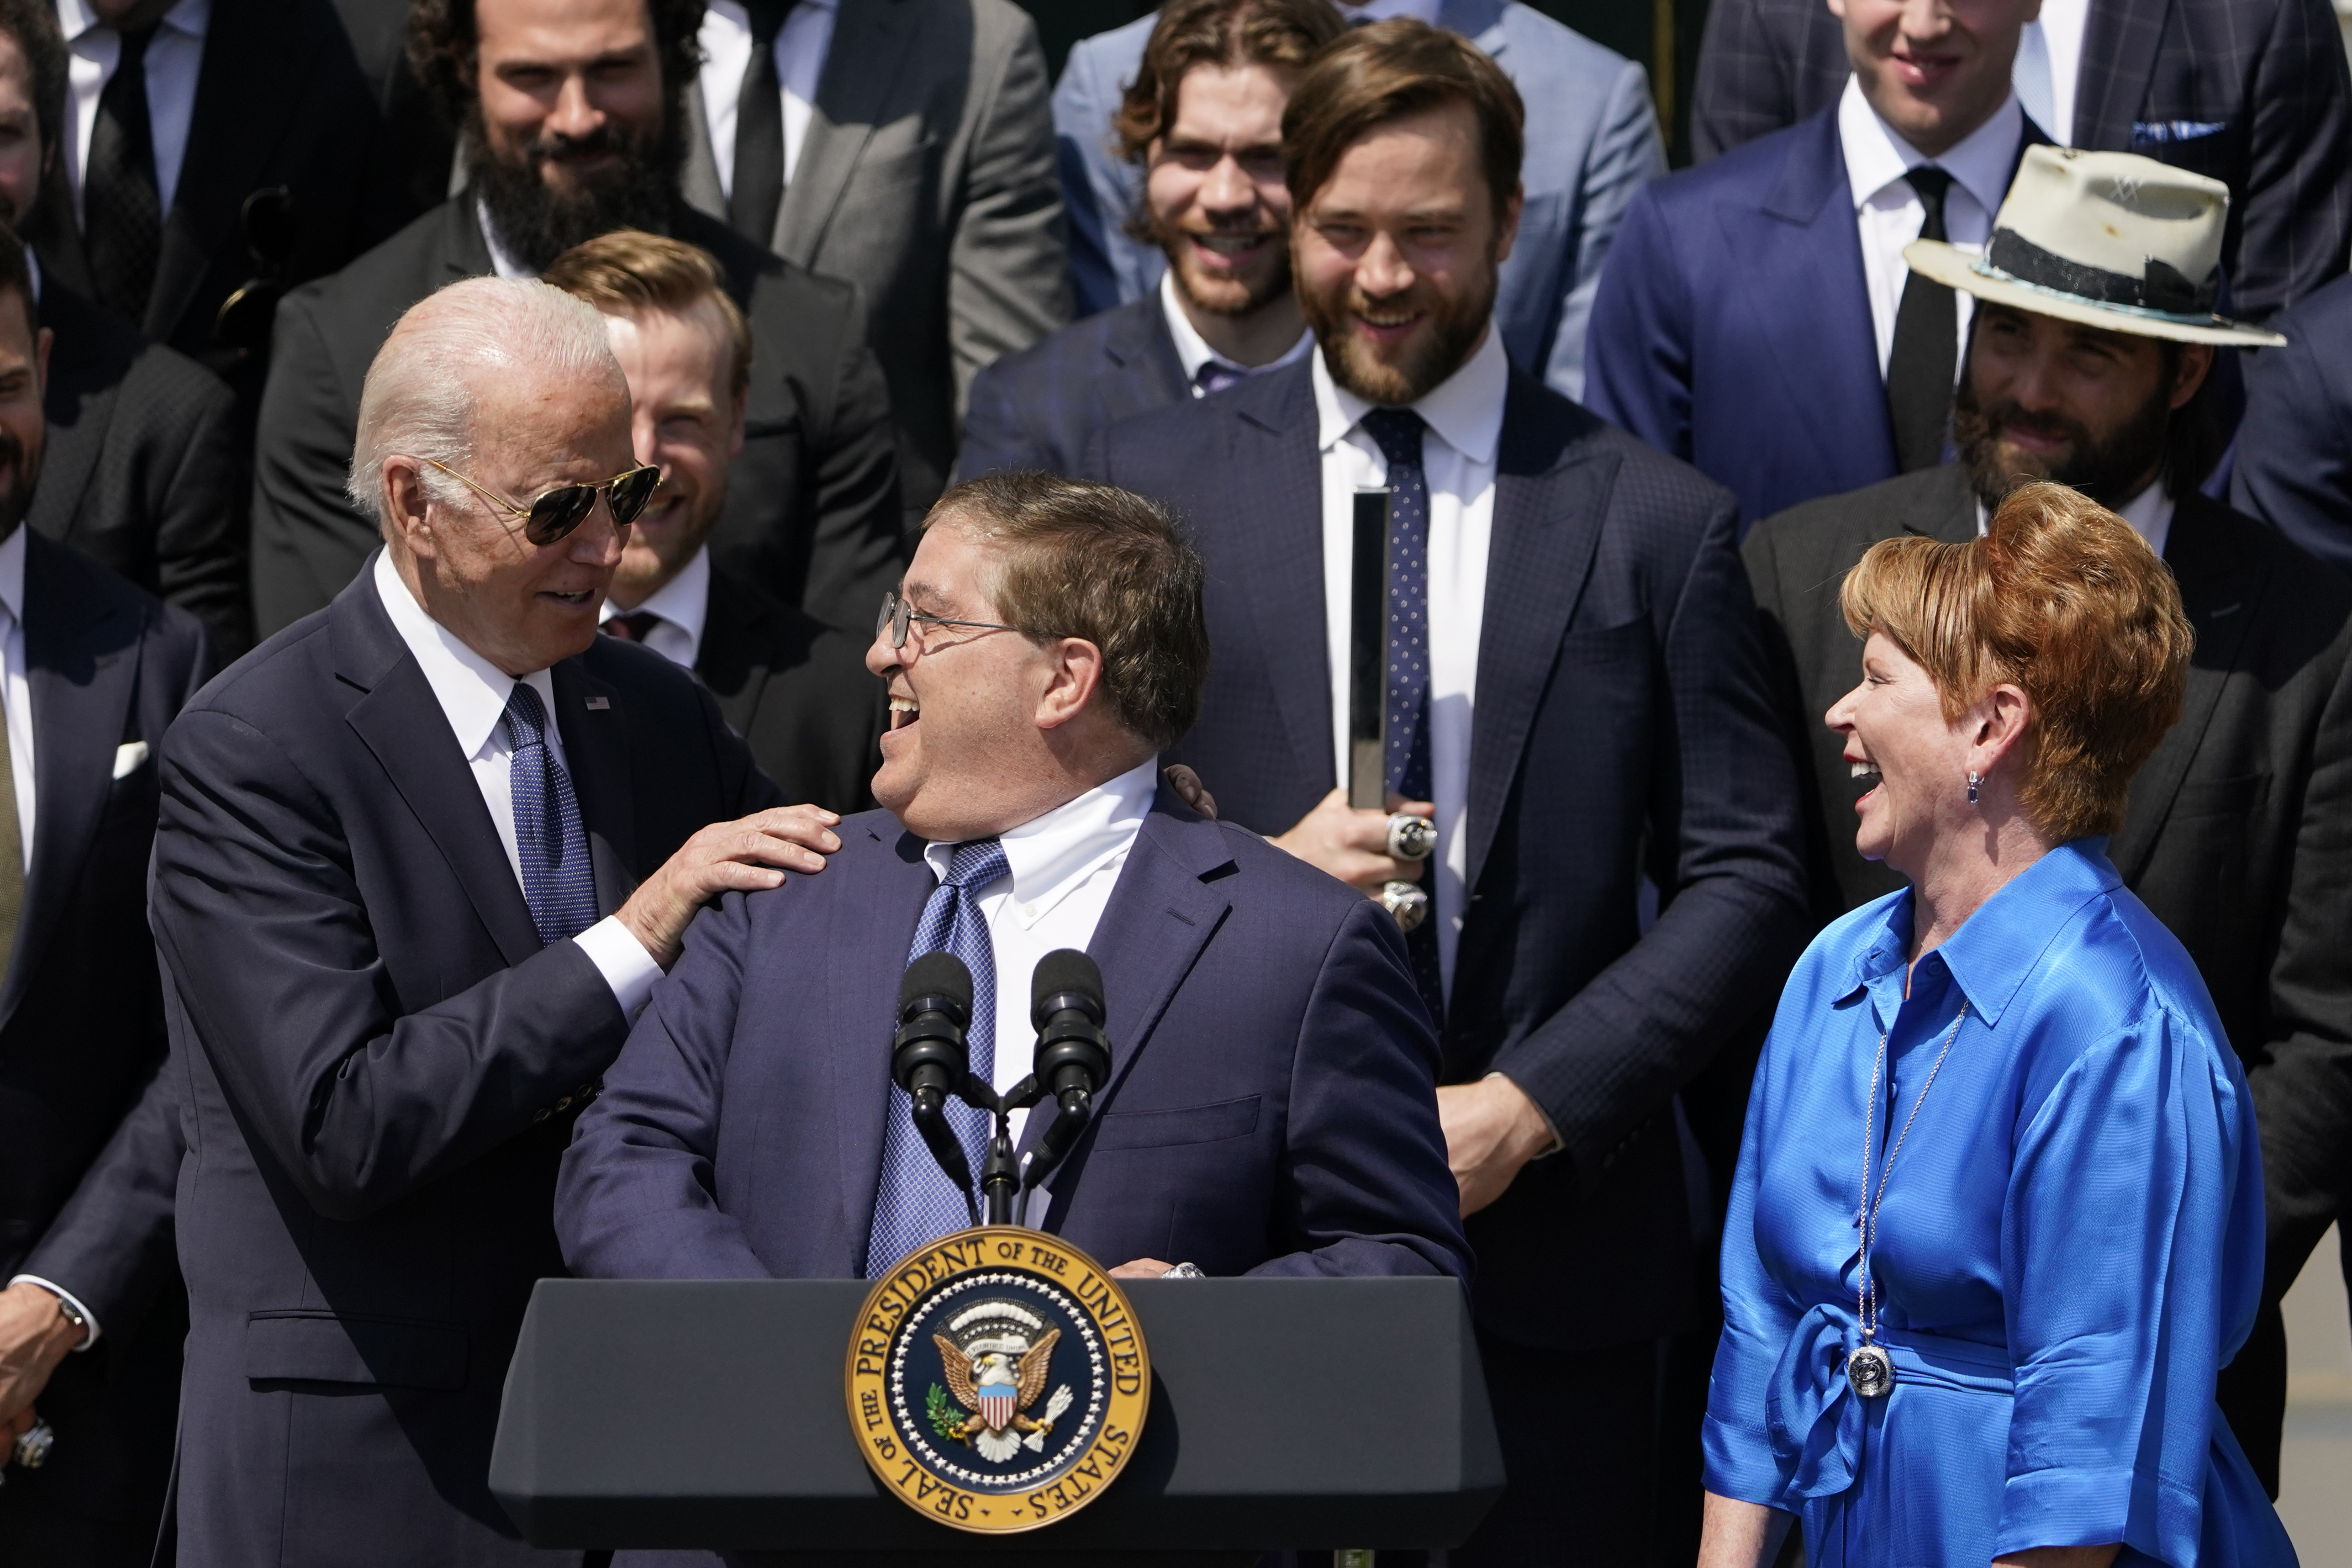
[518,124,636,167]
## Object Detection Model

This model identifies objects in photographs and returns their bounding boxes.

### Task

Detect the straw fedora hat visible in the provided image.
[1904,145,2286,348]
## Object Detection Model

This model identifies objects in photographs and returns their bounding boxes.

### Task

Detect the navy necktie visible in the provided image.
[86,24,162,322]
[1358,407,1446,1024]
[502,682,598,947]
[864,839,1008,1276]
[1194,359,1245,396]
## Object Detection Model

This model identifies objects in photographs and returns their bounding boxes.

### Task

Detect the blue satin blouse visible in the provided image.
[1705,840,2296,1567]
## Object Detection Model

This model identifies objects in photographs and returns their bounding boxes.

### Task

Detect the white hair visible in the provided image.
[346,276,624,527]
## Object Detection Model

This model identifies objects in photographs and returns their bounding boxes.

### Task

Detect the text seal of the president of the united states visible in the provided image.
[846,1227,1150,1532]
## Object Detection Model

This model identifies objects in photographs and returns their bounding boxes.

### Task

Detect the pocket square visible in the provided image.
[2133,120,2227,147]
[111,740,149,780]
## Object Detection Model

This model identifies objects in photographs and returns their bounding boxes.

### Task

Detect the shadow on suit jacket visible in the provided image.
[147,564,783,1564]
[33,280,250,660]
[556,787,1470,1286]
[697,568,884,815]
[1686,0,2352,323]
[0,533,208,1552]
[1744,464,2352,1490]
[1084,360,1810,1348]
[954,295,1189,482]
[250,201,905,644]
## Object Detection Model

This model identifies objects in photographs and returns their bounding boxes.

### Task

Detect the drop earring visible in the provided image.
[1966,771,1982,804]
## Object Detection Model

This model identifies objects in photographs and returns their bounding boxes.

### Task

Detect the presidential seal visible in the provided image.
[846,1228,1150,1533]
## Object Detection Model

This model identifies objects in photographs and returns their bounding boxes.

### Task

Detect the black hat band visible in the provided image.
[1984,228,2220,317]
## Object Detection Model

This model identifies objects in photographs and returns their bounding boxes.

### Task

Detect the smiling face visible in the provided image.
[601,299,743,609]
[1826,629,1986,877]
[1144,60,1297,319]
[0,32,45,227]
[1831,0,2038,156]
[1292,99,1519,406]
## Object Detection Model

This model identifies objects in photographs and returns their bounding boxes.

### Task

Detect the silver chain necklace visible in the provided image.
[1847,999,1971,1399]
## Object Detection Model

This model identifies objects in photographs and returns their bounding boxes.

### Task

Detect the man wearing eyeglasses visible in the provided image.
[138,275,846,1566]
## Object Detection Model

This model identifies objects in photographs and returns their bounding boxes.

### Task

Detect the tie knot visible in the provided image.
[503,681,552,749]
[113,21,158,60]
[1359,407,1427,470]
[605,610,662,643]
[941,838,1009,894]
[743,0,794,42]
[1906,165,1954,226]
[1193,359,1245,396]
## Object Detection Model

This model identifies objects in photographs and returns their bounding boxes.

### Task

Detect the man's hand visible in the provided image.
[1109,1258,1173,1279]
[1269,789,1435,896]
[1438,1076,1557,1216]
[0,1282,86,1437]
[1161,765,1217,820]
[617,805,842,968]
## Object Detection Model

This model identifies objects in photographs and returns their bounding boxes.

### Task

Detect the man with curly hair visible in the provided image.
[248,0,907,650]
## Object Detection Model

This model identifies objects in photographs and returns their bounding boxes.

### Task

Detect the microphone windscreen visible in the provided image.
[899,951,972,1022]
[1030,948,1103,1028]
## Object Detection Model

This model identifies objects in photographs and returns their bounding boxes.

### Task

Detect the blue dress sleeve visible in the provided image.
[1996,1003,2264,1564]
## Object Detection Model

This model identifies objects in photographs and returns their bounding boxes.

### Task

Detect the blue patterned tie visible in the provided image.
[1360,408,1447,1024]
[864,839,1008,1276]
[502,682,598,947]
[1194,359,1245,396]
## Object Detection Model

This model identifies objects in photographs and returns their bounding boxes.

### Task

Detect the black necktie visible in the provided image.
[603,610,661,643]
[1885,166,1957,474]
[86,24,162,323]
[729,0,794,246]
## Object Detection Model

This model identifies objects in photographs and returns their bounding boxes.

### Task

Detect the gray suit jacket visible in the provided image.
[1051,0,1665,401]
[683,0,1069,520]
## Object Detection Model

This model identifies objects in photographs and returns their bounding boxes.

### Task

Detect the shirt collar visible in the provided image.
[1838,74,2023,224]
[1839,839,2124,1025]
[372,549,548,761]
[56,0,210,43]
[0,523,26,631]
[603,544,711,653]
[922,757,1160,923]
[1338,0,1445,23]
[1157,269,1313,388]
[1313,323,1508,467]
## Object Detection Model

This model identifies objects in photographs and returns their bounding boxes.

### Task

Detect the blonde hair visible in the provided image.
[1838,481,2194,840]
[541,229,753,402]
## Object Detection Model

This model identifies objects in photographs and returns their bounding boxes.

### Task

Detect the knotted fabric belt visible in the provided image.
[1764,1302,2015,1499]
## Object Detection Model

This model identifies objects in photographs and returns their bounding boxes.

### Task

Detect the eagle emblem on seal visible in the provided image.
[927,1299,1077,1462]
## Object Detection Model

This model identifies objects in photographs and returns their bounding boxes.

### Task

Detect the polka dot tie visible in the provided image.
[502,682,598,948]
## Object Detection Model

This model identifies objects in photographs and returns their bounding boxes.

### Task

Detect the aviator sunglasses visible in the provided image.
[425,458,663,546]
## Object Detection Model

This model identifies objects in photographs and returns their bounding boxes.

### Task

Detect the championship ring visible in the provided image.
[1845,1342,1893,1399]
[847,1228,1150,1533]
[1385,814,1436,862]
[1379,879,1430,932]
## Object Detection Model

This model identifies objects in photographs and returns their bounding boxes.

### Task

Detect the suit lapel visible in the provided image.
[680,79,730,227]
[0,537,138,1025]
[553,658,640,915]
[1224,370,1336,797]
[1733,112,1895,478]
[334,579,543,968]
[26,289,129,545]
[694,569,769,714]
[2111,495,2258,876]
[1465,382,1613,897]
[774,1,915,266]
[828,825,937,1245]
[2075,0,2165,153]
[1104,301,1191,415]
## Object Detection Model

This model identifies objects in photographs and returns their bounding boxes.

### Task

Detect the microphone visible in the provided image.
[1027,950,1110,1183]
[893,952,977,1208]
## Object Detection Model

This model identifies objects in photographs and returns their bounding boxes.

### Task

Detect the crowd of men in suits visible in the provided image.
[0,0,2347,1561]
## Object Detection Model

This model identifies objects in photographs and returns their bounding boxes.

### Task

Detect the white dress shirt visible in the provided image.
[923,757,1158,1149]
[1159,271,1312,395]
[55,0,211,224]
[698,0,838,202]
[601,544,711,670]
[1977,479,2175,559]
[1314,327,1506,997]
[370,551,663,1013]
[2013,0,2090,146]
[1839,76,2023,378]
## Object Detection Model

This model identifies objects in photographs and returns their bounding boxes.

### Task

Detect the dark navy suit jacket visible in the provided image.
[145,565,782,1565]
[1082,363,1810,1347]
[556,791,1469,1286]
[954,296,1190,482]
[2231,269,2352,572]
[0,531,207,1543]
[1584,106,2040,530]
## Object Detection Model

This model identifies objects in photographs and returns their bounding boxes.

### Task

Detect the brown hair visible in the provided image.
[407,0,703,135]
[1112,0,1345,165]
[1839,481,2194,841]
[541,229,751,401]
[0,0,68,160]
[1281,17,1524,219]
[928,472,1210,751]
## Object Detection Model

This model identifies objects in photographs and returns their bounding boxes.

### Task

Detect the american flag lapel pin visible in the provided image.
[585,695,611,711]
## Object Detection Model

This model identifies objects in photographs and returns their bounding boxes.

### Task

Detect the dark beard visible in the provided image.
[1299,253,1498,406]
[1953,375,2174,512]
[465,106,681,275]
[1148,210,1292,318]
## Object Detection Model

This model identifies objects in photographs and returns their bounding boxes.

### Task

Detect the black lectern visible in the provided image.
[491,1276,1502,1565]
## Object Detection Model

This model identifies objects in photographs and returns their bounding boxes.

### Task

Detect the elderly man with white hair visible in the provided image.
[137,276,844,1564]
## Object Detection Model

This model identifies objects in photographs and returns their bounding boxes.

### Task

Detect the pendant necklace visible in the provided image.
[1847,998,1970,1399]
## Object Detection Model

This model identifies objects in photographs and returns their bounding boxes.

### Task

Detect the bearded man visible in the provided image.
[955,0,1340,481]
[247,0,904,644]
[1742,145,2352,1499]
[1081,21,1810,1563]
